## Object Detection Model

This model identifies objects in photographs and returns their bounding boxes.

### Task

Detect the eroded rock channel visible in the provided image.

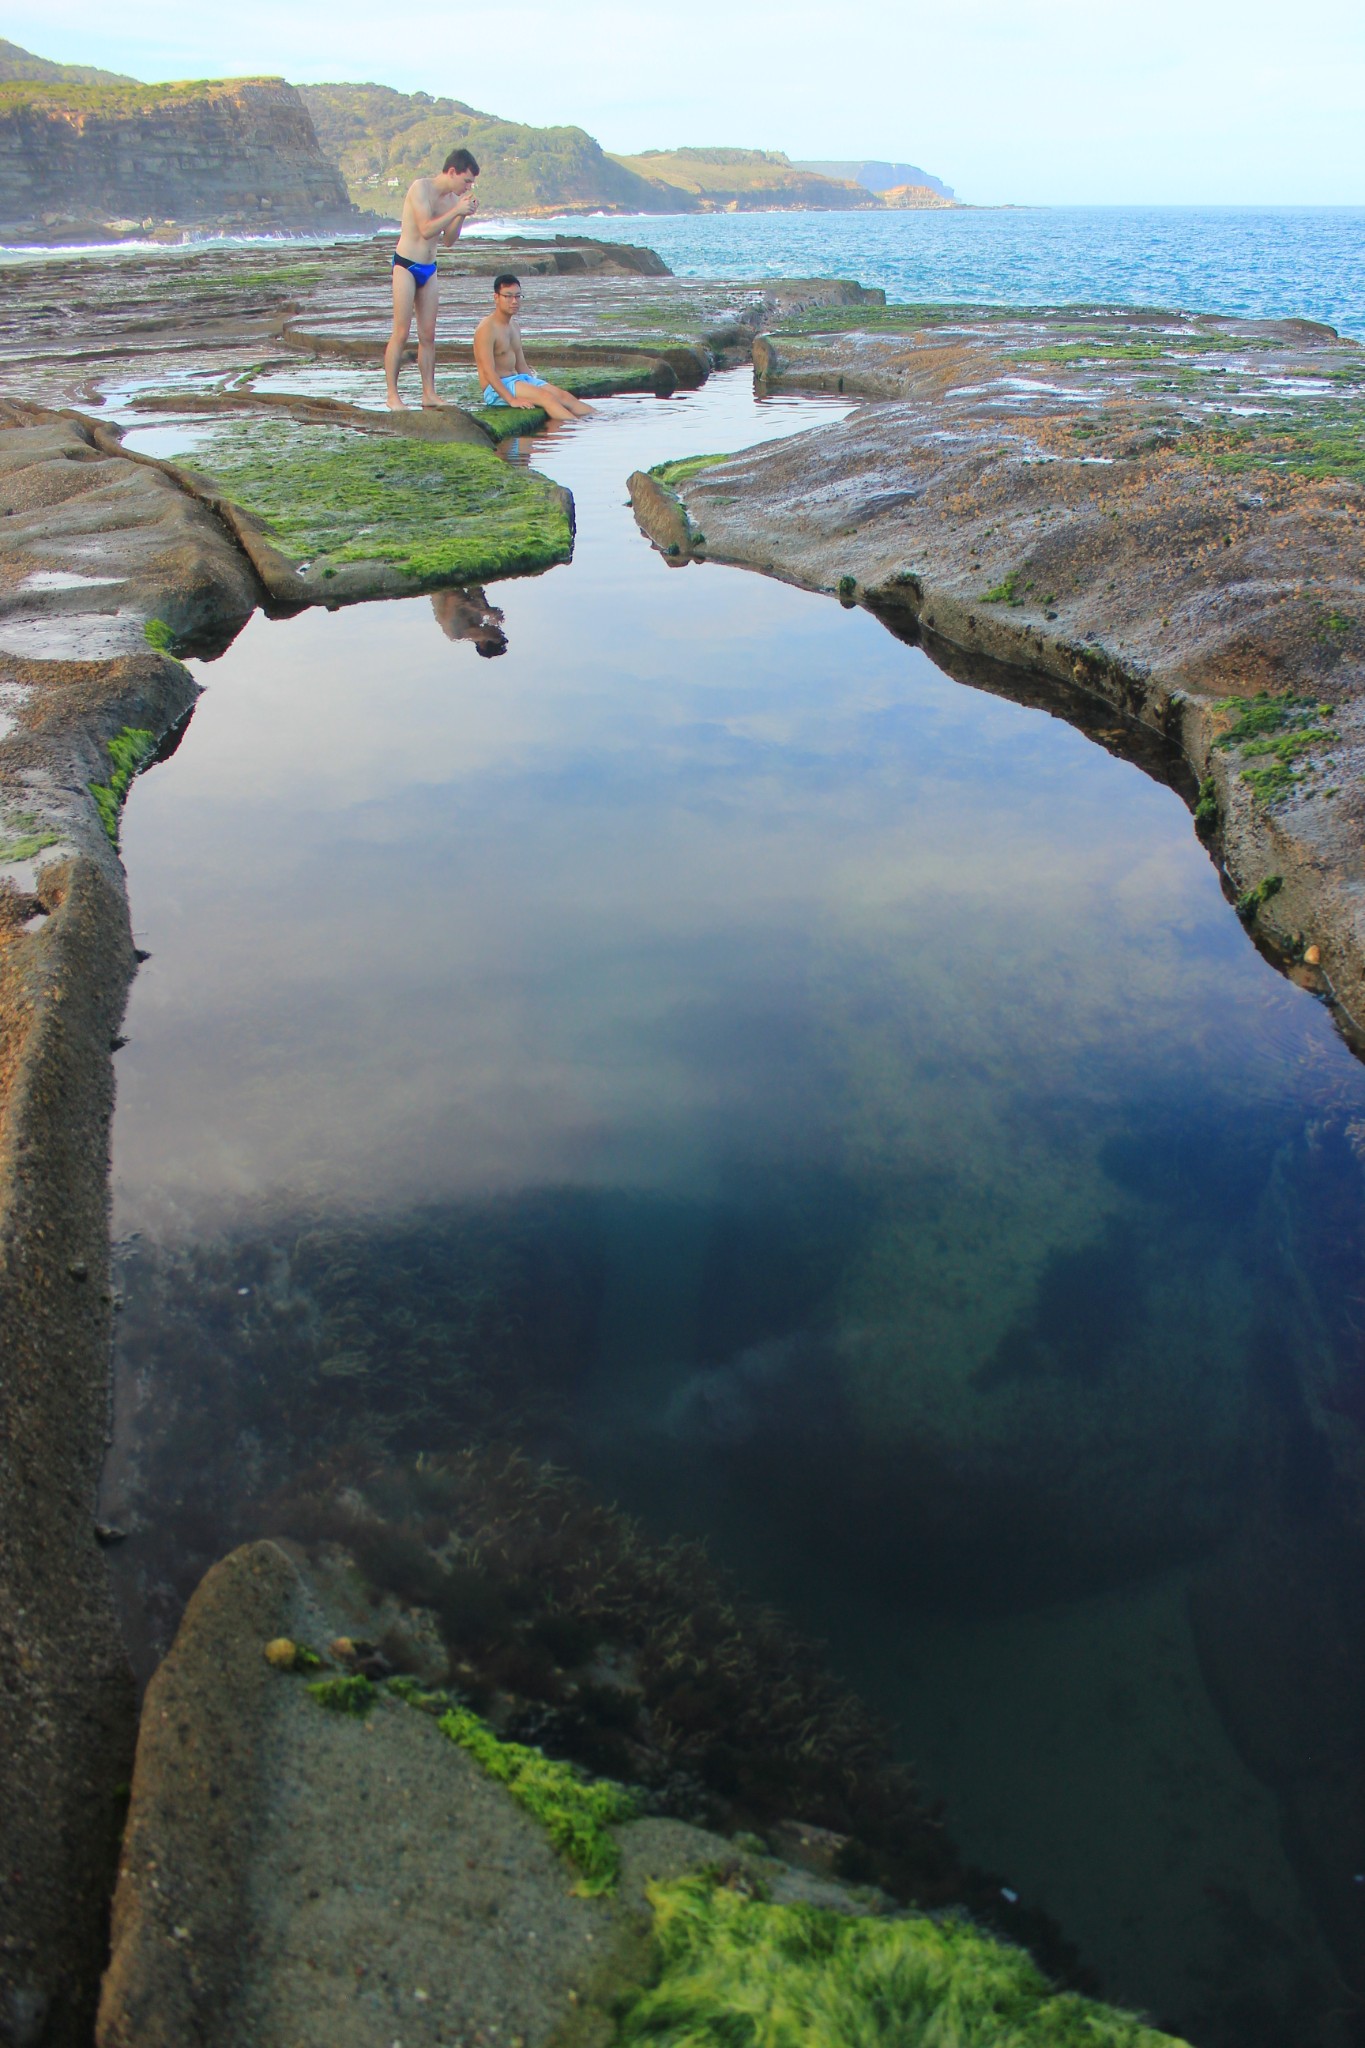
[2,235,1364,2048]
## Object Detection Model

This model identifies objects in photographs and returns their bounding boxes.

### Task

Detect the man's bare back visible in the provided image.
[471,275,595,423]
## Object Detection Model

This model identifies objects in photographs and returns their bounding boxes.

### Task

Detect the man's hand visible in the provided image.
[442,189,478,244]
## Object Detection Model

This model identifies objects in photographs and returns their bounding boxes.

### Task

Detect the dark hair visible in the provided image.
[492,273,521,295]
[443,147,480,175]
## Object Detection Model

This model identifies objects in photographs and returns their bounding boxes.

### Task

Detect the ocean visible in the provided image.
[466,204,1365,341]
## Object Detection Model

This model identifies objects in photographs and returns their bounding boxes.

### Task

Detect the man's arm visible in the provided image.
[511,321,533,375]
[472,319,518,405]
[410,180,474,241]
[441,193,477,246]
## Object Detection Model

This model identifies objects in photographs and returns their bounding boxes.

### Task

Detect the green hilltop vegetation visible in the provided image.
[0,43,955,219]
[300,83,692,215]
[0,37,133,85]
[301,86,921,215]
[610,145,879,211]
[0,73,288,115]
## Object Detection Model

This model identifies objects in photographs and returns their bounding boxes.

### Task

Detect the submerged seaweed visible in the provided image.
[620,1873,1188,2048]
[434,1699,635,1894]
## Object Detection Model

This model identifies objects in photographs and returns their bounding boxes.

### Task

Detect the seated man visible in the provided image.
[385,147,481,411]
[472,275,595,423]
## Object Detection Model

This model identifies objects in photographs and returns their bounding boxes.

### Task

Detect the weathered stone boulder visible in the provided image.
[96,1542,873,2048]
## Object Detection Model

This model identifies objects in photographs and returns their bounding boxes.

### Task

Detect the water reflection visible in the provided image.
[430,585,506,656]
[105,373,1365,2047]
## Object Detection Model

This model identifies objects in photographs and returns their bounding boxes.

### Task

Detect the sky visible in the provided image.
[10,0,1365,205]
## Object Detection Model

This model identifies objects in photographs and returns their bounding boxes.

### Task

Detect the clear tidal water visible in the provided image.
[469,205,1365,341]
[106,372,1365,2047]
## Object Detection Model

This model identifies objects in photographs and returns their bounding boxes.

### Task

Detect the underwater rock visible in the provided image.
[93,1539,866,2045]
[98,1538,1189,2048]
[1188,1510,1365,2012]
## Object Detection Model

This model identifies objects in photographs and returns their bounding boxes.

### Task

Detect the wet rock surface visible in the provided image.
[653,304,1365,1037]
[0,397,259,2046]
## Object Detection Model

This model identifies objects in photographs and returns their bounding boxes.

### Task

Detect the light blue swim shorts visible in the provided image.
[482,373,548,406]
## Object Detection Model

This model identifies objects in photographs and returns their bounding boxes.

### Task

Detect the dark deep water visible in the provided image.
[105,372,1365,2046]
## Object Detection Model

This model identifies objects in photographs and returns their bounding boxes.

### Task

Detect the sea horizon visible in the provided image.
[4,202,1362,338]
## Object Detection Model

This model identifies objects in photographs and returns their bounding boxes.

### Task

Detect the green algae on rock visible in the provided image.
[433,1701,636,1896]
[182,420,573,593]
[649,453,730,489]
[620,1873,1190,2048]
[296,1662,638,1884]
[1211,694,1339,806]
[298,1663,636,1894]
[91,727,158,846]
[0,810,60,862]
[305,1673,376,1715]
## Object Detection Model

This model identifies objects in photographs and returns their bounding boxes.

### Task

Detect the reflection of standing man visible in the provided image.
[385,148,481,411]
[430,585,507,657]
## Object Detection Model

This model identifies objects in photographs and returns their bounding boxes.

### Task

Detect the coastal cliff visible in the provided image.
[0,76,357,238]
[300,82,687,218]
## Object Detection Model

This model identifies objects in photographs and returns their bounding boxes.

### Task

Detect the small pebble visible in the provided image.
[1001,1886,1019,1903]
[237,1286,250,1296]
[1305,944,1321,965]
[263,1638,298,1670]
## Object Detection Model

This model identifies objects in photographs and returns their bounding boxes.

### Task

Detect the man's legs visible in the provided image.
[416,275,444,406]
[385,266,418,409]
[520,380,594,422]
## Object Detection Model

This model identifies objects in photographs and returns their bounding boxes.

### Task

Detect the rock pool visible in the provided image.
[104,370,1365,2048]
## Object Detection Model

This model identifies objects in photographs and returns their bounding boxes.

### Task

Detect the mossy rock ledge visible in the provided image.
[96,1541,1191,2048]
[180,417,574,605]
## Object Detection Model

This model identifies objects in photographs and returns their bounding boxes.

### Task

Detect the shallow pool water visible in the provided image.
[106,369,1365,2047]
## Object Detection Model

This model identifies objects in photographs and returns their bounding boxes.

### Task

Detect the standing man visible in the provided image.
[385,148,481,410]
[472,275,596,423]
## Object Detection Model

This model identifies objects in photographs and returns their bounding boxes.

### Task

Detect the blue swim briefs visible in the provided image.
[393,252,437,289]
[482,374,548,406]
